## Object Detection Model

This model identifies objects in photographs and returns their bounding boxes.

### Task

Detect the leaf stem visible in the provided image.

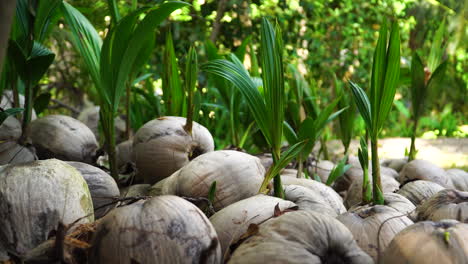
[371,138,384,204]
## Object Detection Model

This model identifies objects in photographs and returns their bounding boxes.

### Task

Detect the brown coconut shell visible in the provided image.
[133,116,214,184]
[382,220,468,264]
[397,180,445,206]
[399,159,452,187]
[149,150,264,211]
[228,210,373,264]
[415,189,468,223]
[0,159,94,260]
[209,194,296,257]
[337,205,413,261]
[283,184,346,217]
[66,161,120,218]
[447,169,468,192]
[26,115,98,163]
[344,174,400,208]
[88,195,222,264]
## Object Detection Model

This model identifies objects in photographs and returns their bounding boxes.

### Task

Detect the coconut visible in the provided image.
[0,117,36,165]
[308,160,334,183]
[447,169,468,191]
[26,115,98,163]
[0,159,94,259]
[120,184,151,197]
[0,90,37,120]
[280,168,303,178]
[344,173,400,208]
[77,105,126,143]
[337,205,413,261]
[397,180,445,206]
[381,158,407,173]
[381,192,416,215]
[209,194,296,257]
[399,159,452,187]
[254,153,273,170]
[149,150,264,211]
[66,162,119,218]
[382,220,468,264]
[116,139,133,172]
[415,189,468,222]
[133,116,214,184]
[228,210,373,264]
[283,184,346,217]
[334,165,398,194]
[88,195,221,263]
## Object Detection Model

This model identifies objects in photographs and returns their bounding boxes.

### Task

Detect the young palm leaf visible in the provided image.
[162,31,183,116]
[348,20,400,205]
[358,137,371,203]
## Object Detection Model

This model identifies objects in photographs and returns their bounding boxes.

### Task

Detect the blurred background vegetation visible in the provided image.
[10,0,468,151]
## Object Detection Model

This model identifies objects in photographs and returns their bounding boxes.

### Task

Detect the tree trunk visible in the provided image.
[210,0,229,43]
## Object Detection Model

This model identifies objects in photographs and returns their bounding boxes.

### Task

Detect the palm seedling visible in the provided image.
[62,1,188,182]
[348,20,400,205]
[335,76,356,155]
[203,18,307,197]
[408,21,447,161]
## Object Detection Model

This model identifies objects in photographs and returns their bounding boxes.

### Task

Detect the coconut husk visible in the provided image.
[0,117,36,166]
[26,115,98,163]
[0,159,94,259]
[307,160,335,183]
[66,162,120,219]
[120,184,151,198]
[344,174,400,208]
[415,189,468,222]
[228,210,373,264]
[381,158,408,173]
[447,169,468,192]
[334,165,399,194]
[149,150,264,211]
[88,195,222,264]
[116,139,133,173]
[337,205,413,261]
[209,194,297,257]
[283,184,345,217]
[382,220,468,264]
[133,116,214,184]
[397,180,445,206]
[399,159,452,187]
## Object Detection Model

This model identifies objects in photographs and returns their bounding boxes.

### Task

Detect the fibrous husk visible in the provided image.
[381,192,416,216]
[209,194,296,257]
[228,210,373,264]
[149,150,264,211]
[0,159,94,260]
[26,115,98,163]
[447,169,468,191]
[415,189,468,223]
[283,184,346,217]
[120,184,151,197]
[397,180,445,206]
[337,205,413,261]
[88,195,222,264]
[382,220,468,264]
[0,117,36,165]
[308,160,334,183]
[381,158,408,173]
[344,173,400,208]
[133,116,214,184]
[66,162,119,218]
[116,139,133,172]
[77,106,126,143]
[399,159,452,187]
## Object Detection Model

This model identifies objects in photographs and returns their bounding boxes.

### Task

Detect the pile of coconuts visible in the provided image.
[1,106,468,263]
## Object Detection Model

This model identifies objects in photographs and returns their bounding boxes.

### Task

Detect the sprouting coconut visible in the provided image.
[209,194,296,257]
[344,174,399,208]
[334,165,398,194]
[0,90,37,120]
[25,115,98,163]
[228,210,373,264]
[120,184,151,197]
[149,150,264,210]
[381,192,416,216]
[381,158,407,173]
[116,139,133,172]
[254,153,273,170]
[283,184,346,217]
[308,160,335,183]
[397,180,445,206]
[0,117,35,165]
[337,205,413,261]
[447,169,468,192]
[66,161,119,218]
[382,220,468,264]
[88,195,221,264]
[0,159,94,260]
[133,116,214,184]
[399,159,452,187]
[77,105,126,143]
[415,189,468,222]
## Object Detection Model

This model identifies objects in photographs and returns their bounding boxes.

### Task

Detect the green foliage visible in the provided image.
[349,20,400,205]
[358,137,372,203]
[162,31,184,116]
[326,156,351,186]
[208,181,216,204]
[0,108,24,126]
